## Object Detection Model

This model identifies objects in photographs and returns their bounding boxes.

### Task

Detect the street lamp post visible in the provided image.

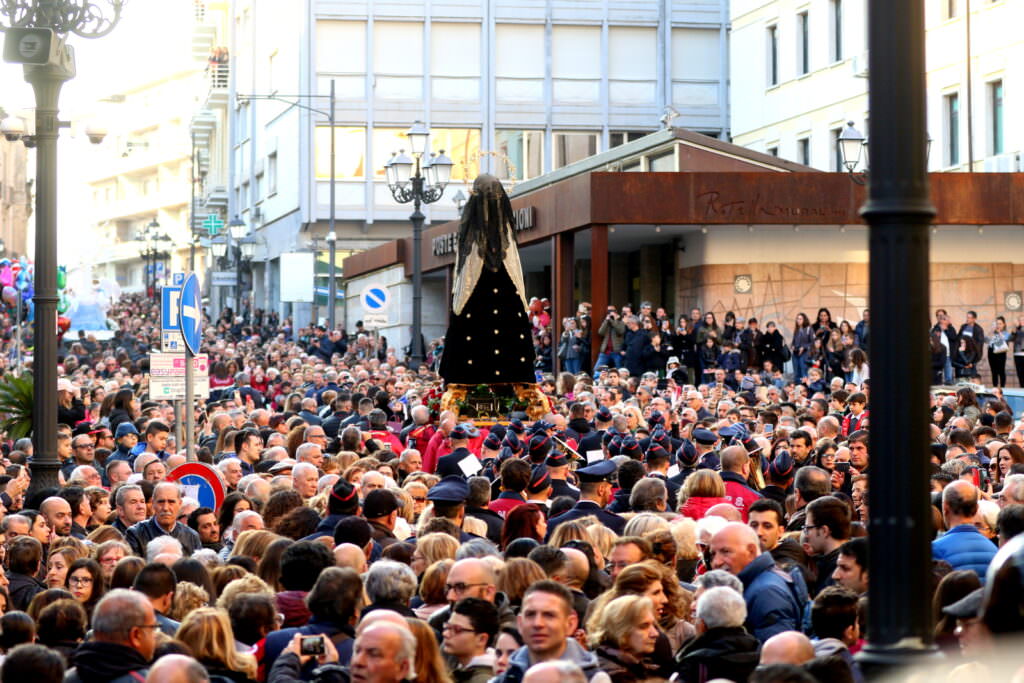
[855,0,939,676]
[0,0,125,496]
[237,79,337,327]
[384,121,453,367]
[326,229,337,330]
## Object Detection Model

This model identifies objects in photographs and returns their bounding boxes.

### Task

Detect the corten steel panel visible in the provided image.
[589,224,609,368]
[343,172,1024,279]
[931,173,1012,225]
[590,172,868,225]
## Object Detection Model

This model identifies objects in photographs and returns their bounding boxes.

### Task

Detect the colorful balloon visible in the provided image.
[57,294,68,314]
[56,266,66,290]
[57,316,71,333]
[1,286,17,306]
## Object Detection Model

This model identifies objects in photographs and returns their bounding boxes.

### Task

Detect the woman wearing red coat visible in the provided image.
[676,470,730,520]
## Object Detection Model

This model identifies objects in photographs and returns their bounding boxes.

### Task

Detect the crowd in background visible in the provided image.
[0,293,1019,682]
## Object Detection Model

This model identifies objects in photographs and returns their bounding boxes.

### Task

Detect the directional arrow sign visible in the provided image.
[178,273,202,355]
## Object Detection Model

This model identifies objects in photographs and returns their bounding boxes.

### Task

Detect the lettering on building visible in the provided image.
[432,207,535,256]
[695,191,846,221]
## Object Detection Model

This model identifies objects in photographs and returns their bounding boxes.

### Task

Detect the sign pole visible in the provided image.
[173,399,182,458]
[185,346,195,462]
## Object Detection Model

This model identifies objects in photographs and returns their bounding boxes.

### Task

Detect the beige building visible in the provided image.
[0,133,31,259]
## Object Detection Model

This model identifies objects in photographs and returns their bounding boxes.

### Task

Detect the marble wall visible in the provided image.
[676,262,1024,386]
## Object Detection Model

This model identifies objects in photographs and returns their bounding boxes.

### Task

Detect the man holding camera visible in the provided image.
[595,307,626,372]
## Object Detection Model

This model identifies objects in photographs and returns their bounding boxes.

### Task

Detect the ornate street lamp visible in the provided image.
[0,0,127,495]
[383,121,454,367]
[840,120,932,186]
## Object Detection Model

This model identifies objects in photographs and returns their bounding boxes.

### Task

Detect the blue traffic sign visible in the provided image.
[360,284,391,312]
[161,286,181,332]
[172,272,184,286]
[179,273,202,355]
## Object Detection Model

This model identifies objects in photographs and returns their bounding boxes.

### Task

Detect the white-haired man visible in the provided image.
[676,585,760,682]
[125,482,201,557]
[349,622,417,683]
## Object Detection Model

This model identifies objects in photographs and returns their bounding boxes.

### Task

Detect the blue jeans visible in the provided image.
[793,353,808,380]
[563,357,582,375]
[943,357,954,384]
[594,352,623,372]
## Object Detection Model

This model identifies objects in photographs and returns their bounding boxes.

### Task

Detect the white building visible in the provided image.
[730,0,1020,173]
[204,0,732,328]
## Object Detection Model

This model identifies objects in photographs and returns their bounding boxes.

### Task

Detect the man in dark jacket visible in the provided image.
[124,482,201,557]
[277,541,336,628]
[363,490,401,550]
[710,522,807,642]
[263,567,364,672]
[623,317,653,378]
[6,535,44,611]
[676,585,760,683]
[64,589,155,683]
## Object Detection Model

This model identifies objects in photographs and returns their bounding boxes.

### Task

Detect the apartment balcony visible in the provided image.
[205,63,229,109]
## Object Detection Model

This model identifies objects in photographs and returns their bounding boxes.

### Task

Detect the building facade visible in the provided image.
[0,135,30,259]
[215,0,731,328]
[730,0,1022,174]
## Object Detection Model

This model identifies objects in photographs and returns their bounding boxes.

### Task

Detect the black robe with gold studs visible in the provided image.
[439,174,535,384]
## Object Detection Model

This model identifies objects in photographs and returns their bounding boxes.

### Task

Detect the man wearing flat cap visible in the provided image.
[546,460,626,538]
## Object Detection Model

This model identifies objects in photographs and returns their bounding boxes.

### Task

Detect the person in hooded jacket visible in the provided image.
[675,586,760,683]
[64,590,155,683]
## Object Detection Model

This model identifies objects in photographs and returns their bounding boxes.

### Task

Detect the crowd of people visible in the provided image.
[0,292,1021,683]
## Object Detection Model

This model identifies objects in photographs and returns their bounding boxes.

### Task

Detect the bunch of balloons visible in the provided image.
[0,258,33,322]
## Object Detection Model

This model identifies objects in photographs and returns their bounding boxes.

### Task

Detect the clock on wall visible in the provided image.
[1006,291,1023,312]
[734,274,753,294]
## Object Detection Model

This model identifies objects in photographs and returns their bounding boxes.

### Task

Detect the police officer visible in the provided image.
[546,460,626,538]
[545,451,580,501]
[435,425,479,479]
[425,475,479,542]
[578,406,613,454]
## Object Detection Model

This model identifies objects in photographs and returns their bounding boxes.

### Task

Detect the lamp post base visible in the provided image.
[855,641,942,681]
[28,459,62,499]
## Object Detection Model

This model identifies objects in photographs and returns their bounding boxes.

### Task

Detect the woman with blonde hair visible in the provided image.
[622,404,648,433]
[415,559,453,620]
[176,607,257,682]
[45,547,80,589]
[588,560,694,655]
[91,540,131,585]
[410,532,460,577]
[548,518,591,549]
[230,530,281,564]
[170,581,210,621]
[677,469,728,519]
[586,524,617,570]
[405,617,452,683]
[588,595,662,682]
[623,513,670,538]
[496,558,546,613]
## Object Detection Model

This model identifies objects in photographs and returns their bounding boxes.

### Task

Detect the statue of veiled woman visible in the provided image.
[439,174,536,384]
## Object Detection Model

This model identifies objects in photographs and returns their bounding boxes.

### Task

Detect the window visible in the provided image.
[671,28,721,106]
[831,0,843,61]
[766,145,779,157]
[316,21,366,98]
[428,129,481,181]
[797,12,810,75]
[552,26,601,104]
[946,0,958,18]
[990,80,1004,155]
[268,152,277,195]
[495,130,543,180]
[553,132,598,169]
[373,22,423,99]
[431,23,480,101]
[831,127,843,171]
[315,126,366,179]
[610,131,649,148]
[797,137,810,166]
[946,93,960,166]
[767,25,779,86]
[495,24,544,103]
[609,27,657,105]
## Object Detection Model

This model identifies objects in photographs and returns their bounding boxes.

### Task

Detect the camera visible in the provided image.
[84,123,108,145]
[299,635,326,656]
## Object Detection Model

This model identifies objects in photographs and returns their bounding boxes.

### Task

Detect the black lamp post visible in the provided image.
[854,0,940,676]
[0,0,125,496]
[138,218,170,300]
[383,121,453,367]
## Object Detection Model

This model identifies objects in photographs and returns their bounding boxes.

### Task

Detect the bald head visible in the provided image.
[943,480,980,523]
[522,662,587,683]
[560,548,589,590]
[145,654,210,682]
[720,446,750,474]
[334,543,368,573]
[759,631,816,666]
[706,503,742,522]
[355,608,412,636]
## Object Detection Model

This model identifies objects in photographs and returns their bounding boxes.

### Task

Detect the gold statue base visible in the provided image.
[441,383,551,423]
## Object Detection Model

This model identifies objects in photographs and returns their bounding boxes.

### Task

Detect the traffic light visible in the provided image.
[3,28,59,65]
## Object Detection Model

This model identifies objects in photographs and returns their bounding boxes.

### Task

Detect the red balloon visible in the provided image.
[57,316,71,333]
